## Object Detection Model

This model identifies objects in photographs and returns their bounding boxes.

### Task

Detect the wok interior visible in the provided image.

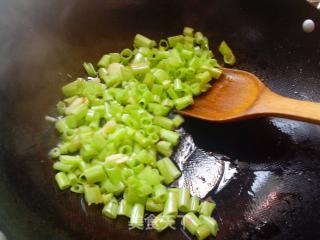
[0,0,320,239]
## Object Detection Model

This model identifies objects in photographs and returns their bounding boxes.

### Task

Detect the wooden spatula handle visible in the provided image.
[249,88,320,124]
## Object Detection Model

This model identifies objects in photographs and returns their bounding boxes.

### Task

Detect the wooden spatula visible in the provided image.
[179,68,320,124]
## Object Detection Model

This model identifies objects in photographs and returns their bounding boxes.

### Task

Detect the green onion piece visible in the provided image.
[167,35,184,47]
[194,31,204,44]
[153,184,168,203]
[102,198,119,219]
[70,184,84,194]
[101,179,125,196]
[104,165,123,183]
[190,195,200,212]
[81,165,107,183]
[151,68,170,82]
[182,212,201,235]
[160,129,180,146]
[207,67,222,79]
[178,188,191,213]
[196,71,211,84]
[62,78,85,97]
[120,48,133,63]
[110,53,121,63]
[55,172,70,190]
[67,173,78,186]
[156,157,180,185]
[167,87,178,100]
[98,54,111,68]
[53,162,74,172]
[162,98,174,108]
[129,203,145,229]
[102,193,114,204]
[156,141,172,157]
[130,63,150,75]
[83,62,97,77]
[84,184,103,205]
[174,78,183,91]
[174,95,194,110]
[199,201,216,216]
[153,116,174,130]
[118,199,133,218]
[195,224,211,240]
[163,190,179,216]
[134,34,156,48]
[152,213,175,232]
[49,148,61,158]
[137,166,161,186]
[199,215,219,237]
[159,39,169,50]
[218,41,236,66]
[59,155,82,166]
[146,198,164,212]
[183,27,194,37]
[172,115,184,128]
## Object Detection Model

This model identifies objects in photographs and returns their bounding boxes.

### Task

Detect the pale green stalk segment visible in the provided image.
[178,188,191,213]
[156,157,181,185]
[181,212,201,235]
[199,201,216,216]
[152,213,175,232]
[199,215,219,237]
[163,190,179,216]
[55,172,70,190]
[118,199,133,218]
[84,184,103,205]
[195,224,211,240]
[190,195,200,212]
[129,203,145,229]
[102,198,119,219]
[218,40,236,66]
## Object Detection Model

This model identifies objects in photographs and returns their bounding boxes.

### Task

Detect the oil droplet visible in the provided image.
[302,19,315,33]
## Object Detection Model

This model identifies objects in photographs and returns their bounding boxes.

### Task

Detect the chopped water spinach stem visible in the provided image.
[49,27,236,239]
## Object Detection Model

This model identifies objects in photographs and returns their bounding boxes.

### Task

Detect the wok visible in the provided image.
[0,0,320,239]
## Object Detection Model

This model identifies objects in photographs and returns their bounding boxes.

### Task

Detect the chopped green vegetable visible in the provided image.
[218,40,236,66]
[49,27,228,239]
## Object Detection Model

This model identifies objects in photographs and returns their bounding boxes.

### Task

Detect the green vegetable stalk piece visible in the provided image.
[156,157,181,185]
[83,62,97,77]
[55,172,70,190]
[199,215,219,237]
[218,41,236,66]
[195,224,211,240]
[129,203,145,229]
[70,184,84,194]
[81,165,107,183]
[102,198,119,219]
[152,213,175,232]
[199,200,216,216]
[181,212,201,235]
[84,184,103,205]
[146,198,164,212]
[134,34,156,48]
[156,141,172,157]
[163,190,179,216]
[118,199,133,218]
[190,195,200,212]
[172,115,184,128]
[178,188,191,212]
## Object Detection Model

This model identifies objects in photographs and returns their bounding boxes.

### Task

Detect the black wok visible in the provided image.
[1,0,320,239]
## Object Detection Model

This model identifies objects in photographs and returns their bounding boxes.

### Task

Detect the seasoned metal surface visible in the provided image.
[0,0,320,239]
